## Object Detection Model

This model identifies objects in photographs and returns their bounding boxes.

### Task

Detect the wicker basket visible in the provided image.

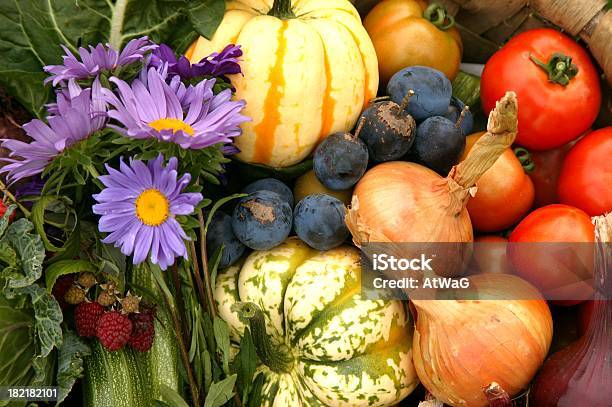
[353,0,612,86]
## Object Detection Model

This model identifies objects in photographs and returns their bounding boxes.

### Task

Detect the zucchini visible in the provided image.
[83,341,151,407]
[83,266,182,407]
[131,265,183,402]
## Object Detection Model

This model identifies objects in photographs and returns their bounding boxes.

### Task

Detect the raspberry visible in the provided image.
[74,301,105,337]
[96,311,133,351]
[120,292,141,314]
[64,286,86,305]
[77,271,97,289]
[97,291,116,307]
[52,275,75,309]
[128,306,156,352]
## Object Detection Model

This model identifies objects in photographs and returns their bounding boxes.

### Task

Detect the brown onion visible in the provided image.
[412,274,553,407]
[347,92,518,277]
[529,213,612,406]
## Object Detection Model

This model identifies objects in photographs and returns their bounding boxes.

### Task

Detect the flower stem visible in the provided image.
[0,179,31,218]
[109,0,127,50]
[189,241,210,314]
[197,208,218,319]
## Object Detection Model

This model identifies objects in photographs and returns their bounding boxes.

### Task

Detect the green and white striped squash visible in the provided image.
[214,237,418,406]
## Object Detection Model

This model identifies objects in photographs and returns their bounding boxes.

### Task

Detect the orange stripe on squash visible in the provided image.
[253,21,288,164]
[318,46,336,141]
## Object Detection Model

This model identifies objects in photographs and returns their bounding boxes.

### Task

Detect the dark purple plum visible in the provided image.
[242,178,294,207]
[387,66,452,122]
[294,194,348,250]
[408,115,466,175]
[207,212,246,268]
[444,97,473,136]
[313,124,369,191]
[231,191,292,250]
[358,93,416,162]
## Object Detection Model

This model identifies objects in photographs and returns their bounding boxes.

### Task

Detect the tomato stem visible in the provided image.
[424,3,455,30]
[268,0,295,19]
[513,147,535,173]
[529,52,579,86]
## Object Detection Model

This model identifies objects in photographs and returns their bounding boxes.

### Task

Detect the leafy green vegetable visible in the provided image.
[158,384,190,407]
[203,374,237,407]
[0,218,45,288]
[56,330,91,405]
[0,0,226,115]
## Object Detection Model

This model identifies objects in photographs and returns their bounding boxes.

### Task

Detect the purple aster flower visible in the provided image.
[92,155,202,270]
[150,43,242,80]
[44,37,157,86]
[103,67,250,149]
[1,79,107,184]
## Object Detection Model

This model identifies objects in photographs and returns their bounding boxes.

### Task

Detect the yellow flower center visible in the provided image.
[149,118,195,136]
[135,189,170,226]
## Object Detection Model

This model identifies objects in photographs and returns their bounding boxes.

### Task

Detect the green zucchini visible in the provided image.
[131,265,182,401]
[83,265,182,406]
[83,341,151,407]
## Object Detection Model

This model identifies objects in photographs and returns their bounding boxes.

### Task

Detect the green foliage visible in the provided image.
[203,374,237,407]
[231,158,313,182]
[0,0,226,115]
[45,259,97,292]
[31,195,76,252]
[56,330,91,405]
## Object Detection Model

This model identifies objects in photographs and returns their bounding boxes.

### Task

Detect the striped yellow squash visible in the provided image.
[187,0,379,167]
[214,238,418,406]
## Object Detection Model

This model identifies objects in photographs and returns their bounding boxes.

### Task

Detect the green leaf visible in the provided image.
[31,196,69,252]
[247,373,266,407]
[213,317,231,375]
[158,384,190,407]
[4,283,63,358]
[187,0,226,40]
[56,330,91,405]
[237,328,257,403]
[0,218,45,289]
[45,259,97,292]
[203,374,237,407]
[0,0,226,115]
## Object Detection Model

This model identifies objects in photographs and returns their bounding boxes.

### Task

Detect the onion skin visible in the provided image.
[412,274,553,407]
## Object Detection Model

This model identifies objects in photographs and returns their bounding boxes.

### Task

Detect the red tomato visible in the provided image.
[558,127,612,216]
[463,133,534,232]
[481,29,601,151]
[508,204,595,305]
[529,142,575,208]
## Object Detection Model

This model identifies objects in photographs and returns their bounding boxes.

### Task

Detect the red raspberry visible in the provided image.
[52,275,75,309]
[74,301,105,337]
[128,308,156,352]
[96,311,132,351]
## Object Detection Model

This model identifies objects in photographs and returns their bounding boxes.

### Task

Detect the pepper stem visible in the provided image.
[513,147,535,173]
[233,302,294,373]
[399,90,415,114]
[424,3,455,30]
[529,52,579,86]
[268,0,295,19]
[455,105,470,130]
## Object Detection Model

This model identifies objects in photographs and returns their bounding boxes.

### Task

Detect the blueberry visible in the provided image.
[231,191,292,250]
[294,194,349,250]
[409,116,466,175]
[314,129,369,190]
[242,178,294,207]
[387,66,452,122]
[206,212,246,268]
[444,97,473,136]
[358,97,416,162]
